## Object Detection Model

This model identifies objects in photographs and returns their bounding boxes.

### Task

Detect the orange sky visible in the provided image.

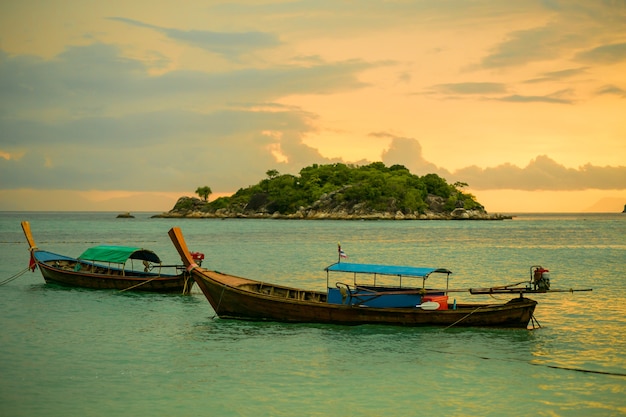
[0,1,625,212]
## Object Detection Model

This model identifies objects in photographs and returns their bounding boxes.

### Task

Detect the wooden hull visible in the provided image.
[35,257,192,293]
[190,269,537,328]
[31,251,194,293]
[21,221,193,294]
[167,226,536,328]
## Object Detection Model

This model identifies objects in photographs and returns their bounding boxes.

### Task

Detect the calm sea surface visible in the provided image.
[1,212,625,416]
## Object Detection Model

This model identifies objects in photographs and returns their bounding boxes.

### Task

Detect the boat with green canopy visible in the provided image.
[21,221,200,294]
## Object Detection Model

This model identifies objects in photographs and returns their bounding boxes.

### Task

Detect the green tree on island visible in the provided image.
[195,186,212,202]
[263,169,280,192]
[266,169,280,179]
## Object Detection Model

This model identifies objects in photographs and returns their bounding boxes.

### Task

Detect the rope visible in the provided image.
[0,267,31,286]
[443,306,485,330]
[528,362,626,377]
[118,277,159,292]
[211,285,226,319]
[182,275,192,295]
[429,348,626,378]
[529,314,542,329]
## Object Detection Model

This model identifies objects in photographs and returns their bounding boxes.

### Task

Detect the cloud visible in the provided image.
[452,155,626,191]
[379,133,446,176]
[0,42,378,192]
[595,84,626,98]
[0,107,329,192]
[477,2,626,69]
[496,90,574,104]
[480,26,580,68]
[108,17,281,60]
[0,43,373,123]
[575,42,626,64]
[425,82,574,104]
[377,137,626,192]
[431,82,507,95]
[523,67,588,84]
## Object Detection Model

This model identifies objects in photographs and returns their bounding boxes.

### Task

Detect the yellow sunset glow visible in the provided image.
[0,1,624,212]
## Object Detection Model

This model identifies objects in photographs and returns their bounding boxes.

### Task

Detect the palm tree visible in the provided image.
[195,186,212,202]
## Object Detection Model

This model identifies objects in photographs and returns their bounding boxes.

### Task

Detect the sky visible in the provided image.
[1,0,625,213]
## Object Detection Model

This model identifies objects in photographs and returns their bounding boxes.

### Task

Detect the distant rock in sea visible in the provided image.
[116,212,135,218]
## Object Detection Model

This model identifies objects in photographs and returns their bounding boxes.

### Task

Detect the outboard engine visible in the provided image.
[190,252,205,267]
[532,266,551,291]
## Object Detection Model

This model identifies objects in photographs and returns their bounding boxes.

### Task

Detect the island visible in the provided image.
[153,162,512,220]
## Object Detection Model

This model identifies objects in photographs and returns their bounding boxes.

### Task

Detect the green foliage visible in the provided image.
[204,163,481,215]
[266,169,280,179]
[195,186,212,202]
[173,198,196,211]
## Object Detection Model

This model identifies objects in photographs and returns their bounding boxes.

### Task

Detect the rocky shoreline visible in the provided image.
[152,210,511,220]
[152,196,512,220]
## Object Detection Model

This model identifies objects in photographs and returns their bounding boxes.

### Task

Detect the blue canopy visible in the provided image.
[78,245,161,264]
[325,262,451,277]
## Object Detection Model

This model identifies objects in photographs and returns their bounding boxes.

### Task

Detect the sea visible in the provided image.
[0,211,625,417]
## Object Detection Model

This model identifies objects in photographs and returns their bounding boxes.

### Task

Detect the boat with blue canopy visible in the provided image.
[167,226,559,328]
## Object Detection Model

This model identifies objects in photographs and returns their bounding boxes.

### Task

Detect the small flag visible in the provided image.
[338,243,348,259]
[28,252,37,272]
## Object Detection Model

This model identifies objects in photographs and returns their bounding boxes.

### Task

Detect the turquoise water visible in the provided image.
[1,212,625,416]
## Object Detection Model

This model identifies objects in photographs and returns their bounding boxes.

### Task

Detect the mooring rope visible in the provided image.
[443,306,485,330]
[118,277,159,292]
[527,362,626,377]
[529,314,542,329]
[211,285,227,319]
[0,267,30,286]
[182,275,193,295]
[429,348,626,378]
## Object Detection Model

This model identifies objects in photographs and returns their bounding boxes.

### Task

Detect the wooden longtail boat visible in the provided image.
[21,221,197,294]
[168,226,541,328]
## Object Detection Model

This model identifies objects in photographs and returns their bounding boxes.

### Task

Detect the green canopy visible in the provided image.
[78,245,161,264]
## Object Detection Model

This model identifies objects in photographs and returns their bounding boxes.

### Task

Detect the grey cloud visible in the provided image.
[431,82,507,95]
[452,155,626,190]
[523,67,588,84]
[108,17,281,59]
[0,43,373,120]
[479,1,625,69]
[480,26,574,68]
[0,42,376,192]
[596,84,626,98]
[576,42,626,64]
[497,93,574,104]
[211,1,540,36]
[0,108,325,192]
[425,81,574,104]
[378,133,446,176]
[376,137,626,192]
